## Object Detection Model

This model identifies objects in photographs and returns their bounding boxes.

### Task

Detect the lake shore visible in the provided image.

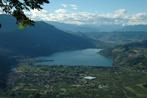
[33,48,112,67]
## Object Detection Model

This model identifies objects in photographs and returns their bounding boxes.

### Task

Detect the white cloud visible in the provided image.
[135,13,147,18]
[61,4,67,8]
[23,8,147,25]
[113,9,127,18]
[55,9,67,13]
[70,4,78,10]
[24,9,50,21]
[1,3,147,25]
[0,8,4,14]
[61,4,78,10]
[0,11,3,14]
[128,13,147,25]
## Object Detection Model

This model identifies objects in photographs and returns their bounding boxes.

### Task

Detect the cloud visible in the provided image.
[55,9,67,13]
[25,9,50,21]
[61,4,78,10]
[1,6,146,26]
[0,8,4,14]
[128,13,147,25]
[70,4,78,10]
[113,9,127,18]
[61,4,67,8]
[25,8,147,25]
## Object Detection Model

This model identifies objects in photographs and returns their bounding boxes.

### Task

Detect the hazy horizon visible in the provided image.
[15,0,147,25]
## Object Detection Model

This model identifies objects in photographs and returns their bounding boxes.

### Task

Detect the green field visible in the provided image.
[2,65,147,98]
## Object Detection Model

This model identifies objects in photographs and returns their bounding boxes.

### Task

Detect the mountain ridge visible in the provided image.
[0,14,96,57]
[47,21,147,32]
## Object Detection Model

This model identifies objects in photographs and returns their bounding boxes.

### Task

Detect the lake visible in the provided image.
[35,48,112,67]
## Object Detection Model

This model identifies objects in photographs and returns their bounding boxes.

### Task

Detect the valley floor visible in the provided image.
[1,65,147,98]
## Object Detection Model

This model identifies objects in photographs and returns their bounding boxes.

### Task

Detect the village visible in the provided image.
[4,65,147,98]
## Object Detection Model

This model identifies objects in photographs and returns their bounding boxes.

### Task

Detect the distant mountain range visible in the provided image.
[1,15,147,57]
[0,14,96,57]
[47,21,147,32]
[1,15,147,93]
[121,25,147,32]
[47,21,147,45]
[1,15,147,58]
[84,31,147,45]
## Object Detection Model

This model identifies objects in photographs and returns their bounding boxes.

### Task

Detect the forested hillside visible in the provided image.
[100,40,147,70]
[0,15,96,57]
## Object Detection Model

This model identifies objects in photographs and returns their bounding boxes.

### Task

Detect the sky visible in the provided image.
[1,0,147,25]
[44,0,147,14]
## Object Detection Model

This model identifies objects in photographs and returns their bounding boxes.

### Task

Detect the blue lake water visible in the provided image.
[36,48,112,66]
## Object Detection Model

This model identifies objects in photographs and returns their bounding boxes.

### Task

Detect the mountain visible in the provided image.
[48,21,147,33]
[0,47,17,89]
[100,40,147,70]
[47,21,123,33]
[84,31,147,45]
[47,21,100,33]
[0,14,97,87]
[122,25,147,32]
[0,15,18,32]
[0,14,96,57]
[47,22,147,45]
[0,54,16,89]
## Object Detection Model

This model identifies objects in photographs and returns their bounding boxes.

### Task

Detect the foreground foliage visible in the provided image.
[0,0,49,26]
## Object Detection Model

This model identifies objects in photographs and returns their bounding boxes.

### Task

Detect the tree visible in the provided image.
[0,0,49,27]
